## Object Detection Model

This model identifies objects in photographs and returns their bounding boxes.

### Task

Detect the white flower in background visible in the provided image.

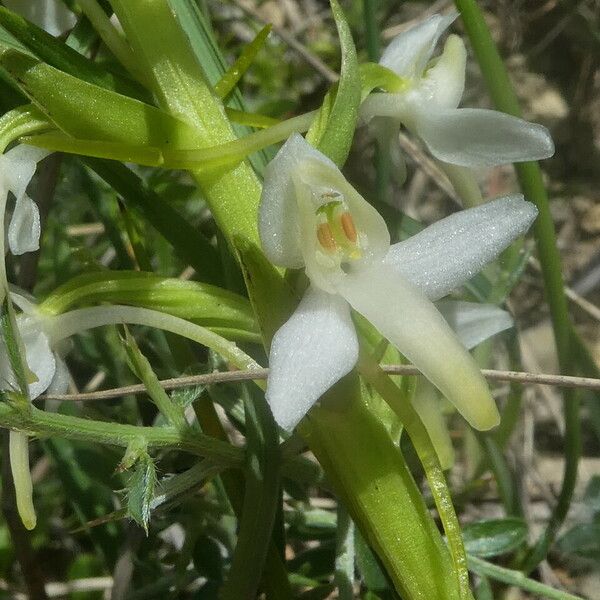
[1,146,50,256]
[3,0,76,36]
[360,14,554,186]
[0,293,69,399]
[413,301,513,469]
[259,134,537,431]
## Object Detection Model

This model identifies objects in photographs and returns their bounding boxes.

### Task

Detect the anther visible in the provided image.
[317,223,336,251]
[340,212,357,243]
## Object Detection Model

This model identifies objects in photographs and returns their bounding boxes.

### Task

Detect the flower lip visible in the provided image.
[259,134,390,292]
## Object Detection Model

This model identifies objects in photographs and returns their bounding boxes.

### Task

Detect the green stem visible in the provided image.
[77,0,149,86]
[48,305,263,383]
[362,0,392,209]
[454,0,580,570]
[467,554,586,600]
[123,328,188,432]
[302,374,460,600]
[358,352,470,599]
[108,0,262,249]
[0,402,243,464]
[362,0,380,61]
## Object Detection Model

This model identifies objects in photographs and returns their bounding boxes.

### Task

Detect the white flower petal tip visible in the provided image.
[265,287,359,431]
[380,12,458,78]
[3,0,76,36]
[336,264,500,431]
[385,195,538,300]
[437,301,513,350]
[417,108,555,167]
[8,195,41,255]
[259,134,337,268]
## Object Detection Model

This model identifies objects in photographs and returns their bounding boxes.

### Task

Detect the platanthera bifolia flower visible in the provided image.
[413,301,513,469]
[1,146,50,256]
[360,14,554,172]
[0,293,69,399]
[259,134,537,431]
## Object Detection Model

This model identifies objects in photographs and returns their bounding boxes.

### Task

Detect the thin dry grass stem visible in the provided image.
[38,364,600,403]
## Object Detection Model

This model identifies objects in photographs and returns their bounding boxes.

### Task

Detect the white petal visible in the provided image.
[416,108,555,167]
[418,34,466,110]
[259,134,338,268]
[337,263,500,430]
[2,145,49,201]
[0,316,56,399]
[47,355,70,395]
[19,319,56,399]
[266,287,358,430]
[8,194,40,255]
[436,301,513,349]
[385,195,538,300]
[412,378,455,470]
[3,0,76,36]
[380,13,458,79]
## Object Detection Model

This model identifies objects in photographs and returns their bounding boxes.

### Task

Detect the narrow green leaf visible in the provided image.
[23,132,164,167]
[122,326,188,432]
[468,554,587,600]
[43,436,121,567]
[462,518,527,558]
[0,294,30,395]
[220,389,282,600]
[0,103,51,153]
[305,0,360,165]
[215,24,271,100]
[40,270,259,342]
[0,50,200,149]
[0,6,145,98]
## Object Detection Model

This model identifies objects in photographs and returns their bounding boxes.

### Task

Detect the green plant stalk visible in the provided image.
[467,554,586,600]
[108,0,262,249]
[362,0,392,210]
[123,328,188,432]
[0,402,243,463]
[77,0,148,86]
[454,0,580,569]
[474,432,522,518]
[301,374,461,600]
[358,352,470,600]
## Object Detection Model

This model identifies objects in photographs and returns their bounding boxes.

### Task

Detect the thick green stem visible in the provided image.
[301,374,461,600]
[0,402,243,463]
[454,0,580,569]
[108,0,262,249]
[358,353,471,599]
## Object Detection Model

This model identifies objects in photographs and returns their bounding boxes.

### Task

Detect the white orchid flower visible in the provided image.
[0,293,69,399]
[360,14,554,180]
[3,0,76,36]
[413,301,513,469]
[1,145,50,257]
[260,134,537,432]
